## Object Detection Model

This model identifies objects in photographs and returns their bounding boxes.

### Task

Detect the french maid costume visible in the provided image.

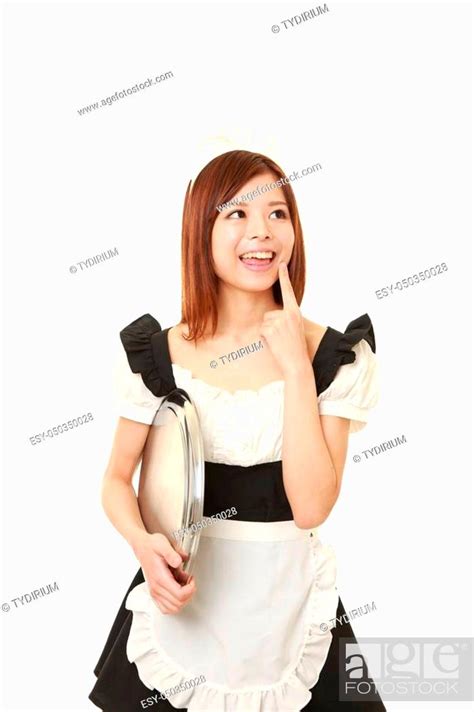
[89,312,386,712]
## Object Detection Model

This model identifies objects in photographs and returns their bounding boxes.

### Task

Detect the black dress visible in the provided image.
[89,312,386,711]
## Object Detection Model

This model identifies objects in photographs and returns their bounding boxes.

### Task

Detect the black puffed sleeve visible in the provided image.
[114,314,175,423]
[316,314,379,433]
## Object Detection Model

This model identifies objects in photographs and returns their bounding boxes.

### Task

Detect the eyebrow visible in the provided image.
[229,200,288,207]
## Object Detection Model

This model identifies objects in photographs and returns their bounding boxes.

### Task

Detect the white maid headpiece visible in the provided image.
[187,127,285,183]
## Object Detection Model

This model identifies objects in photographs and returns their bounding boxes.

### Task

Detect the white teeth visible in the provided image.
[240,251,274,260]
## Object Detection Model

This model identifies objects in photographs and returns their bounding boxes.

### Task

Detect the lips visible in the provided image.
[238,251,277,271]
[238,251,276,261]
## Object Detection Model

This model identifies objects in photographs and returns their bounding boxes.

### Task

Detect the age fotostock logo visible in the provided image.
[338,637,473,702]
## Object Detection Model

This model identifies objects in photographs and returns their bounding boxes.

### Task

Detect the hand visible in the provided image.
[132,531,196,615]
[260,262,309,377]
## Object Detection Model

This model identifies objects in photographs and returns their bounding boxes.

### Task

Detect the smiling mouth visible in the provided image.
[239,251,276,264]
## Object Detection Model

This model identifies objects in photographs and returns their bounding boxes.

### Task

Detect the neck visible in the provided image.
[206,284,281,340]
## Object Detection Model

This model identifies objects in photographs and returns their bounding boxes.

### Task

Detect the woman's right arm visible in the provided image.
[100,415,196,614]
[101,416,154,551]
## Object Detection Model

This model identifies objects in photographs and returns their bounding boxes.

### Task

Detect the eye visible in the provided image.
[225,207,288,219]
[227,209,246,219]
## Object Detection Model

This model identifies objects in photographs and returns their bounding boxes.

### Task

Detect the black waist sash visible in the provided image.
[203,460,293,523]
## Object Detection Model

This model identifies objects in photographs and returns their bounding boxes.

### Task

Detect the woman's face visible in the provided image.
[211,171,295,294]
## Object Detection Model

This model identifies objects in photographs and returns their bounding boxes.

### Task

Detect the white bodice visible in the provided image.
[113,336,379,466]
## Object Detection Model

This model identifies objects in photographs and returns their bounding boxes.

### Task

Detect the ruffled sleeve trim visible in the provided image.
[119,313,177,397]
[318,396,372,434]
[316,314,379,433]
[314,313,376,397]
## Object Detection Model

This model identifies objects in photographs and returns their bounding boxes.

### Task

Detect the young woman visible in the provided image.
[89,149,386,711]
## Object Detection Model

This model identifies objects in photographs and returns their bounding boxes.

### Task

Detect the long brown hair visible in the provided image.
[179,149,306,343]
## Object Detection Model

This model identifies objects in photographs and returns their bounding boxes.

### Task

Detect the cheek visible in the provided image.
[212,226,240,261]
[210,240,236,279]
[273,225,295,250]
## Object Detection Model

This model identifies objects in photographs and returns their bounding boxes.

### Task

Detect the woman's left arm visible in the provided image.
[281,363,350,528]
[261,261,351,529]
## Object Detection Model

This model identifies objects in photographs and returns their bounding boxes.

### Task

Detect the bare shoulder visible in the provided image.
[167,320,212,366]
[302,316,327,337]
[167,321,193,359]
[168,317,328,367]
[302,316,329,361]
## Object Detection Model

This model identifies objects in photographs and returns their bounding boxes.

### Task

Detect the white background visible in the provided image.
[2,1,472,710]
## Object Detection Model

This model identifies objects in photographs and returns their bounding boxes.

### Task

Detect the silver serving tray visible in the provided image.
[137,388,205,578]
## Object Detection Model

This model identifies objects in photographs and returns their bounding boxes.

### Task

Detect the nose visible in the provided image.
[245,212,272,242]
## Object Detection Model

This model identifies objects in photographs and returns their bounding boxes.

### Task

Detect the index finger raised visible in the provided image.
[278,261,298,309]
